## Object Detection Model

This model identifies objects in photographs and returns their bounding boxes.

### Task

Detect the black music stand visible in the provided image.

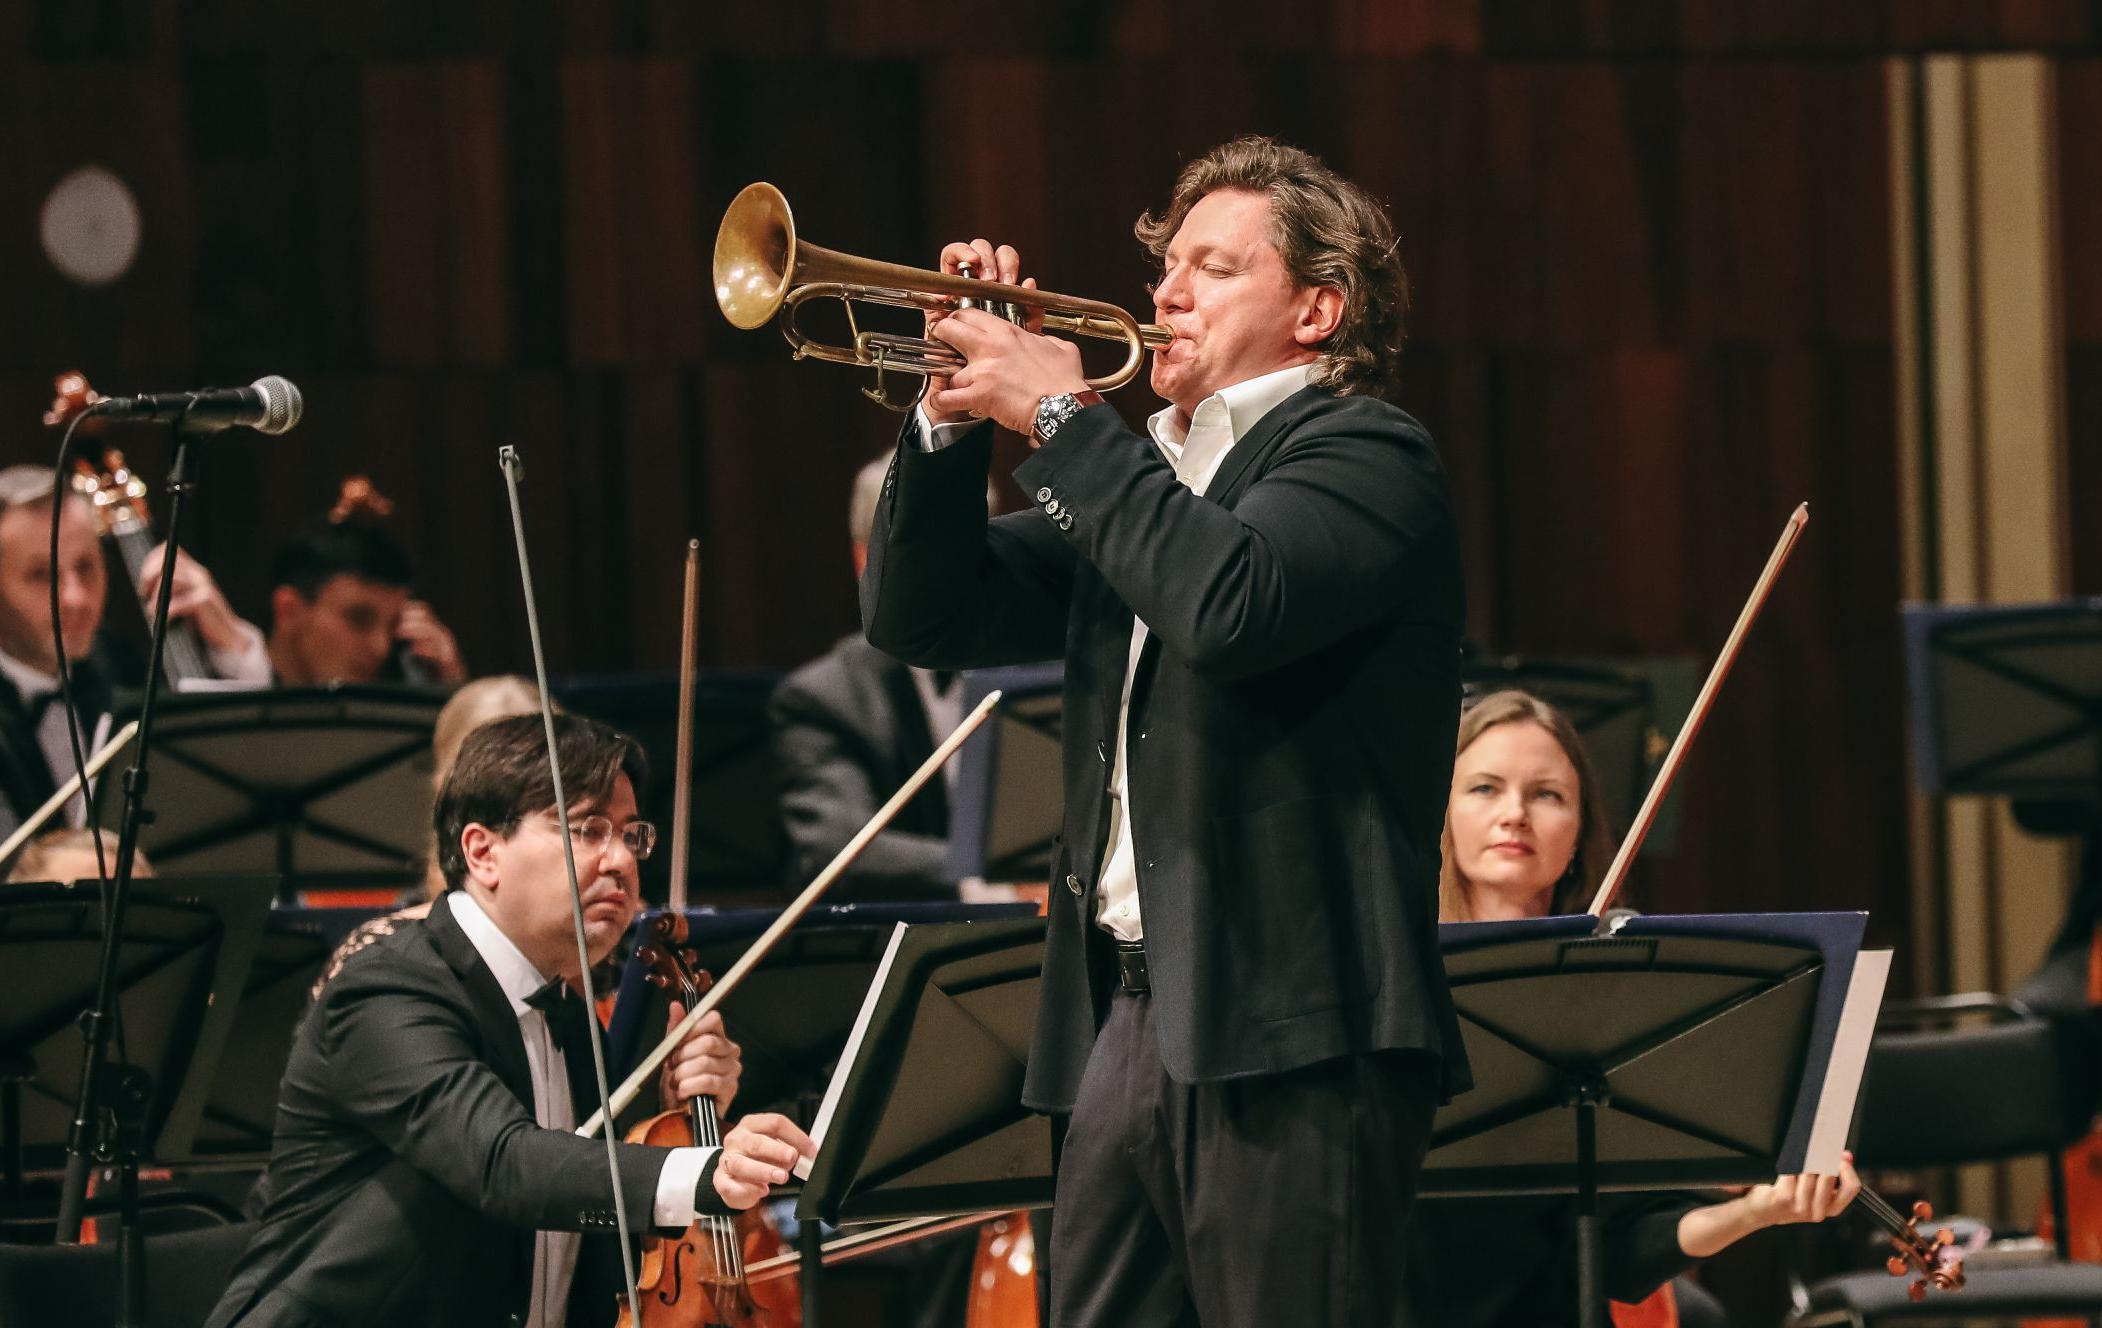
[602,902,1041,1121]
[1903,600,2102,801]
[162,904,342,1163]
[1462,653,1699,849]
[944,664,1064,884]
[793,917,1050,1327]
[0,881,260,1199]
[1425,911,1882,1328]
[85,686,448,899]
[555,671,789,901]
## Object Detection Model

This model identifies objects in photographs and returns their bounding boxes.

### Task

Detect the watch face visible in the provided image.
[1038,394,1080,437]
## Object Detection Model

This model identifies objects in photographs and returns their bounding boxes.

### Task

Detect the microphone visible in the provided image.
[95,376,304,435]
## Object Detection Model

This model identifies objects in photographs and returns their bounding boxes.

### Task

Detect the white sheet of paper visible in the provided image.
[1801,948,1892,1177]
[795,921,910,1181]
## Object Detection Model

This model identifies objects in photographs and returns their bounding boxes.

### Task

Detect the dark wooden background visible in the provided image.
[10,4,2102,1324]
[6,0,2100,945]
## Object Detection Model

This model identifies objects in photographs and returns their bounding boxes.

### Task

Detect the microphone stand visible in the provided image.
[52,419,204,1328]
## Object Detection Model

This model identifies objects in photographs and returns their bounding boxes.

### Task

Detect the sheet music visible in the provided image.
[1802,947,1891,1176]
[796,921,909,1180]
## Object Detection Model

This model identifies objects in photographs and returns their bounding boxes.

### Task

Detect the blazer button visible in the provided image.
[1096,740,1107,762]
[1035,487,1053,502]
[1046,500,1063,517]
[1059,514,1074,530]
[1066,873,1082,895]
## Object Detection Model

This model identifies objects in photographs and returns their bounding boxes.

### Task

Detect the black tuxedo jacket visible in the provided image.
[0,637,133,842]
[770,634,954,901]
[861,386,1471,1111]
[207,899,719,1328]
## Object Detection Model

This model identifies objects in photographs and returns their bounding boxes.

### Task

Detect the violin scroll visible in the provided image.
[638,913,713,999]
[45,370,107,432]
[1879,1197,1964,1301]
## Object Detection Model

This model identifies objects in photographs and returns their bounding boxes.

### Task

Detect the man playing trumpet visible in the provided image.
[859,136,1468,1326]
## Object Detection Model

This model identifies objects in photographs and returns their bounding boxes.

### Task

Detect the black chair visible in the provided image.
[1788,994,2102,1326]
[0,1220,253,1328]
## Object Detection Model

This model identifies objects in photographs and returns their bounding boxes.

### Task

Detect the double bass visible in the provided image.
[44,370,217,684]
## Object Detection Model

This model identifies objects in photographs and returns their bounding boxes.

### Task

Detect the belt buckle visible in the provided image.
[1116,942,1149,993]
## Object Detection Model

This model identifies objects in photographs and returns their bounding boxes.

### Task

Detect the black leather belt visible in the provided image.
[1114,940,1149,993]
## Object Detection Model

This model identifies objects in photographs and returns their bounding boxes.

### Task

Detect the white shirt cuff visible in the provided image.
[913,406,976,453]
[653,1145,719,1225]
[206,620,273,685]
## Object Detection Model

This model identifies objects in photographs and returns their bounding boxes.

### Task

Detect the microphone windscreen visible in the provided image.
[251,375,303,435]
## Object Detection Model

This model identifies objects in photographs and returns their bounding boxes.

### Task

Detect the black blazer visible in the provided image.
[0,638,130,843]
[207,899,718,1328]
[861,386,1470,1111]
[769,633,954,901]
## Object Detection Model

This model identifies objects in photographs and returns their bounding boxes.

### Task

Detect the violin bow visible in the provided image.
[578,686,1004,1137]
[668,539,701,914]
[743,1209,1034,1284]
[1588,503,1810,916]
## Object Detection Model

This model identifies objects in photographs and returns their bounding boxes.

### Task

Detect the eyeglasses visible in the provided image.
[540,812,657,862]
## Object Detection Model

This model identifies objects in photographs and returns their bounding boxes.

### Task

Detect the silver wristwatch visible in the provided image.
[1031,390,1103,444]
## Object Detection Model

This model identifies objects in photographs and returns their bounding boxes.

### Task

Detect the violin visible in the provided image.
[44,371,216,684]
[965,1214,1037,1328]
[616,911,799,1328]
[1861,1187,1964,1300]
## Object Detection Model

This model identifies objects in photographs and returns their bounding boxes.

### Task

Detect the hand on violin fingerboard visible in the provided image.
[659,1000,741,1114]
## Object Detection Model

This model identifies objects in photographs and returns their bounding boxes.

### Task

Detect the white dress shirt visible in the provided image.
[446,892,715,1328]
[0,650,104,828]
[0,627,272,829]
[913,361,1318,941]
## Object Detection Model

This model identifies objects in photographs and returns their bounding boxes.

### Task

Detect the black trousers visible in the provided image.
[1047,989,1438,1327]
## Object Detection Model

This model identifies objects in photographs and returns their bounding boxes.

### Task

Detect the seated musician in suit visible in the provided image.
[768,454,969,902]
[1408,689,1859,1327]
[138,490,469,687]
[0,465,263,835]
[208,712,813,1328]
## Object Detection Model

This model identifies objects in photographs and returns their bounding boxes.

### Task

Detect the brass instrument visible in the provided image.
[714,181,1173,408]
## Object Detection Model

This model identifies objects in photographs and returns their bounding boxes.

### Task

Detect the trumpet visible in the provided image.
[714,182,1173,409]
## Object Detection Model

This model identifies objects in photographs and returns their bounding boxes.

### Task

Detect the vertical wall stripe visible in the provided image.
[1896,51,2073,1227]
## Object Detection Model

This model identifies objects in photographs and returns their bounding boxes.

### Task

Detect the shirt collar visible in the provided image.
[0,649,60,702]
[1146,361,1318,452]
[448,889,554,1017]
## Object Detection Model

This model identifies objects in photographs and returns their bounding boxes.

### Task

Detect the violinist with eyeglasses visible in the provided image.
[207,713,815,1328]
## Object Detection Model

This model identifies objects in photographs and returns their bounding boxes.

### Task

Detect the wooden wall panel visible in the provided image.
[1,65,195,374]
[16,3,2091,964]
[364,61,512,367]
[2059,61,2102,595]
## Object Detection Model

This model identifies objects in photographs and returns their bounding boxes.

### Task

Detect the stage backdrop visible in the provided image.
[5,2,2098,955]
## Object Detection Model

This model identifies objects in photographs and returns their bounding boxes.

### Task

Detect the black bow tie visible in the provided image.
[20,689,64,727]
[525,978,588,1051]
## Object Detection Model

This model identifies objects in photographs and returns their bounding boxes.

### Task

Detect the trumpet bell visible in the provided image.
[715,182,797,331]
